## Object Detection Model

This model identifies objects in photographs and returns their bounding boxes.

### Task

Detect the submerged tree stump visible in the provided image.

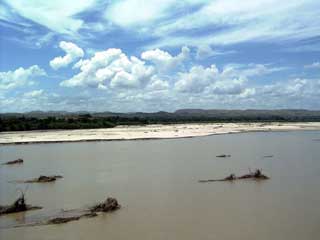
[90,197,121,212]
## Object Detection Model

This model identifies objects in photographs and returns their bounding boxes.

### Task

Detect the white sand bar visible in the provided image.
[1,122,320,144]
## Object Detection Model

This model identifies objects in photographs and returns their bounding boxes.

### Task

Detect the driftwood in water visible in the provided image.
[199,169,269,183]
[0,193,42,215]
[47,212,97,225]
[199,174,236,183]
[45,198,120,225]
[238,169,269,180]
[24,175,63,183]
[2,159,23,165]
[48,216,81,224]
[216,154,231,158]
[262,155,274,158]
[10,197,120,228]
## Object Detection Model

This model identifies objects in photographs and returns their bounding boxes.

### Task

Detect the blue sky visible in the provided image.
[0,0,320,112]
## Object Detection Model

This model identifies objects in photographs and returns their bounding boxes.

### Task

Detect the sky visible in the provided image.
[0,0,320,113]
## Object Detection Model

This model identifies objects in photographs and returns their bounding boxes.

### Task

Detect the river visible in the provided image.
[1,131,319,239]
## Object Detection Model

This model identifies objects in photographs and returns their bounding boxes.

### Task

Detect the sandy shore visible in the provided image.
[1,122,320,145]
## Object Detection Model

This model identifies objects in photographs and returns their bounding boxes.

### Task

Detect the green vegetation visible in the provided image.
[0,114,153,132]
[0,115,115,132]
[1,109,320,132]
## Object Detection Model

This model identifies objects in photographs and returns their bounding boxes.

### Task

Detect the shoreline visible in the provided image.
[1,122,320,145]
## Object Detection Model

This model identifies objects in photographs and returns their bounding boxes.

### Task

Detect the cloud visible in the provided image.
[195,45,236,60]
[2,0,97,34]
[144,0,320,48]
[141,46,190,72]
[234,78,320,109]
[0,3,16,22]
[3,42,317,112]
[3,0,320,51]
[304,62,320,69]
[196,45,216,60]
[0,91,62,112]
[0,65,46,91]
[174,65,219,93]
[61,48,154,89]
[60,46,291,110]
[146,76,169,91]
[210,77,247,95]
[220,63,285,78]
[2,1,320,113]
[23,89,44,97]
[50,41,84,70]
[62,47,281,108]
[174,62,281,94]
[258,78,309,98]
[104,0,177,27]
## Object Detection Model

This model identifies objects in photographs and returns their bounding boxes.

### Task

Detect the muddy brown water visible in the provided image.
[0,131,320,240]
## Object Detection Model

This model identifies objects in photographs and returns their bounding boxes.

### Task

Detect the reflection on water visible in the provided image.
[1,131,320,240]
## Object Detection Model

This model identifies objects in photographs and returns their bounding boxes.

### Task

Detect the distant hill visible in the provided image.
[172,109,320,120]
[1,109,320,131]
[2,109,320,121]
[92,109,320,121]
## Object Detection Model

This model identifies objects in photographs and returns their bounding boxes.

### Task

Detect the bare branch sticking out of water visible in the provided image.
[0,192,42,215]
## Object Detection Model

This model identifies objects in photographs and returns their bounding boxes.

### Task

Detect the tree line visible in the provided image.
[1,112,320,132]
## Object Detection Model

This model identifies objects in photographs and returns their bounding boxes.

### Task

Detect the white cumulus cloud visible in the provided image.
[61,48,154,89]
[50,41,84,70]
[0,65,46,91]
[174,62,283,95]
[146,76,169,91]
[141,46,190,72]
[210,77,247,95]
[175,65,219,93]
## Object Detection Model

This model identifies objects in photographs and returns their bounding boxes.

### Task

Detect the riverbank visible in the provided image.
[1,122,320,145]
